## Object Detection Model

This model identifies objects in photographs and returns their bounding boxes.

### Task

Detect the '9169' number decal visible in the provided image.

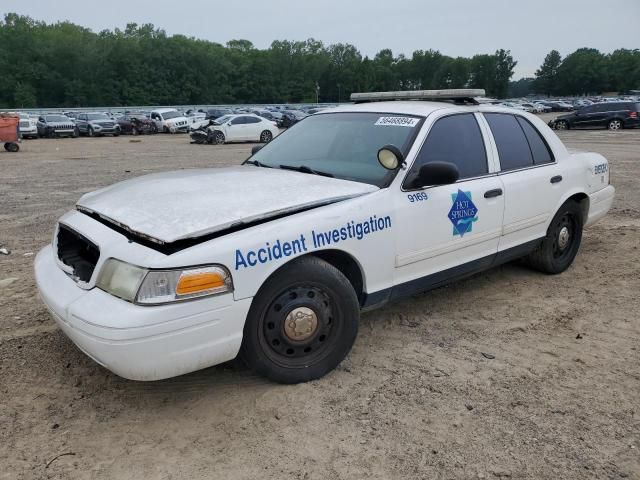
[594,163,608,175]
[407,192,428,203]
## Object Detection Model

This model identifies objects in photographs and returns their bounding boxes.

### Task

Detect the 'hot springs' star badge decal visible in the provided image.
[448,190,478,237]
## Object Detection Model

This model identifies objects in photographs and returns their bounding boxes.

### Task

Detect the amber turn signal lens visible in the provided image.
[176,272,226,295]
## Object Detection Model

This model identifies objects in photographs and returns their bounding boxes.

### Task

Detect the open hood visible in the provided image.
[77,166,378,244]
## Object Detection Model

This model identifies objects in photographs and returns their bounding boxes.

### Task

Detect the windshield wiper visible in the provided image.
[245,159,272,168]
[279,164,334,178]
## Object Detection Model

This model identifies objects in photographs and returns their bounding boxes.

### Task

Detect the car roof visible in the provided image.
[319,101,531,117]
[153,108,179,113]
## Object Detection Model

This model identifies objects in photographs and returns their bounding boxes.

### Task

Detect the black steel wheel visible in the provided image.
[241,256,359,384]
[526,200,583,274]
[4,142,19,152]
[260,130,273,143]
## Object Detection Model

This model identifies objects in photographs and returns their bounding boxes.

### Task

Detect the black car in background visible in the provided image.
[36,114,78,138]
[117,113,157,135]
[549,102,640,131]
[205,108,233,120]
[277,110,308,128]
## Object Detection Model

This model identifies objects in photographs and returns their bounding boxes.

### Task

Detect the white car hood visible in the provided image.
[77,166,378,244]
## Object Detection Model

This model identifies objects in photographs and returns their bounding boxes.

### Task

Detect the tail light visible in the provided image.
[629,111,638,119]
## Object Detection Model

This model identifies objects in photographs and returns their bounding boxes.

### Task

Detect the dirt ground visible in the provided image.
[1,116,639,480]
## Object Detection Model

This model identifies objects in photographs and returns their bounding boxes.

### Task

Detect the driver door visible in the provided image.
[393,113,505,293]
[227,116,247,141]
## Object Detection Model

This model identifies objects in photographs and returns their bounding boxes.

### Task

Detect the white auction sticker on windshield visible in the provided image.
[375,116,420,127]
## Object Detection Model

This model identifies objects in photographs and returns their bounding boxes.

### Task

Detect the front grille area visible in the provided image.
[57,224,100,283]
[19,121,30,128]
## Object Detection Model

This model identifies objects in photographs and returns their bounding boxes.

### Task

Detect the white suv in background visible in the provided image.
[19,113,38,139]
[150,108,189,133]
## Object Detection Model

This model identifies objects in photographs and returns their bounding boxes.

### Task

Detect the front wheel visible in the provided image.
[72,127,79,138]
[88,126,94,137]
[526,200,583,274]
[260,130,273,143]
[240,256,360,384]
[555,120,569,130]
[212,131,225,145]
[607,119,622,131]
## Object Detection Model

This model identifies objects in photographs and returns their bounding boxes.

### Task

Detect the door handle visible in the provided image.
[550,175,563,184]
[484,188,503,198]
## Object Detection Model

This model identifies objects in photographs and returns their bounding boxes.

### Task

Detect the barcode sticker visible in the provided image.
[375,116,420,127]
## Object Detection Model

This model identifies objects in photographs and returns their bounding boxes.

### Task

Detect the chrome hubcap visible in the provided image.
[283,307,318,341]
[558,226,570,251]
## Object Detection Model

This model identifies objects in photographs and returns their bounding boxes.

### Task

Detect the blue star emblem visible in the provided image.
[448,190,478,237]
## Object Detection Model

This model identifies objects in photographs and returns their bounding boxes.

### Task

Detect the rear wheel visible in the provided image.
[607,119,622,131]
[240,256,360,384]
[132,126,138,136]
[88,126,94,137]
[526,200,583,274]
[260,130,273,143]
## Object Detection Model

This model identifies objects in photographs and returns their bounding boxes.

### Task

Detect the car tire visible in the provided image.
[555,120,569,130]
[526,200,583,275]
[131,127,138,136]
[72,127,79,138]
[212,131,225,145]
[88,126,94,137]
[260,130,273,143]
[607,119,622,131]
[240,256,360,384]
[4,142,19,152]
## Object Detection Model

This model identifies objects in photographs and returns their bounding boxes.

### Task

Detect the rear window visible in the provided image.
[515,117,554,165]
[484,113,533,171]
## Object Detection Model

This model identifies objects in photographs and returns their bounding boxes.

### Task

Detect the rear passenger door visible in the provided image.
[393,113,505,290]
[482,113,563,252]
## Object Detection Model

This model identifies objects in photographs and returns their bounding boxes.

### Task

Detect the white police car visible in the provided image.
[35,89,615,384]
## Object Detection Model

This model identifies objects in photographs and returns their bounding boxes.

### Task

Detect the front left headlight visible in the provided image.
[96,259,233,305]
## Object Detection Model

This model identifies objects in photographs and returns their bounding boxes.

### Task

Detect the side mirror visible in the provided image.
[251,145,264,156]
[377,145,404,170]
[414,162,459,187]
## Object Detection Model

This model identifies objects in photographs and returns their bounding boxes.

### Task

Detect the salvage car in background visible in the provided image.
[34,89,615,385]
[76,112,121,137]
[549,101,640,131]
[117,113,157,135]
[205,114,279,144]
[37,114,78,138]
[19,113,38,139]
[150,108,189,133]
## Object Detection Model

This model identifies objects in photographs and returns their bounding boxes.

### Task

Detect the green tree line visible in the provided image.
[534,48,640,96]
[0,13,516,108]
[2,14,638,108]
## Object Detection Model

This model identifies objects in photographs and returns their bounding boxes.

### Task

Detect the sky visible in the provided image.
[3,0,639,79]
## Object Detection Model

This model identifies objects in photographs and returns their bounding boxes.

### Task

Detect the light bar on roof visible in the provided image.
[350,89,486,102]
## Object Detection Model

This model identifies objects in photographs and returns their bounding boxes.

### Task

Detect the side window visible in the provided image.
[484,113,533,171]
[406,113,487,185]
[579,106,593,114]
[231,117,246,125]
[248,117,261,124]
[515,117,554,165]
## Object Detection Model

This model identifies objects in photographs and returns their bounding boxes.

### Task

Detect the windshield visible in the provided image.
[161,111,181,120]
[250,112,423,187]
[45,115,69,122]
[215,115,232,124]
[87,113,110,121]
